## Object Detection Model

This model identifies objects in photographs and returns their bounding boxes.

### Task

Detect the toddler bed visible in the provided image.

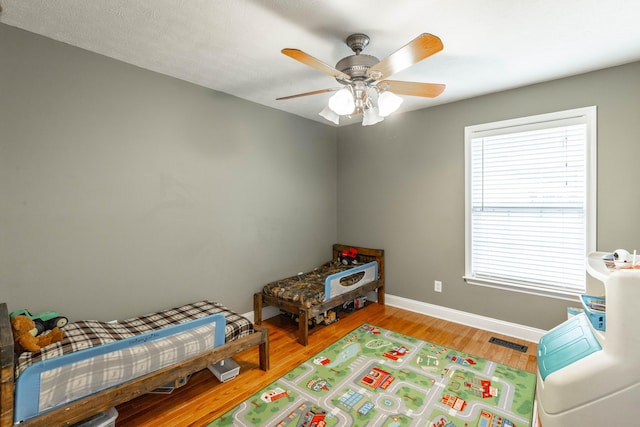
[254,244,384,345]
[0,300,269,427]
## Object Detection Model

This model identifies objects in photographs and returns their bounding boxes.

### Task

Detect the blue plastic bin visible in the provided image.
[580,295,606,331]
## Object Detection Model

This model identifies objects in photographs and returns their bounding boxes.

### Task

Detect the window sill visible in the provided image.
[463,276,583,302]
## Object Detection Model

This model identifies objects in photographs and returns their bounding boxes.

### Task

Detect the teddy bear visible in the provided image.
[11,315,64,354]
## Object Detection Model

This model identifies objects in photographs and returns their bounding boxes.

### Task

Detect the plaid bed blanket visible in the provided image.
[16,300,253,377]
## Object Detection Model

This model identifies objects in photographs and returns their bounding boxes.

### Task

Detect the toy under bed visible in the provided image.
[0,300,269,426]
[254,244,385,345]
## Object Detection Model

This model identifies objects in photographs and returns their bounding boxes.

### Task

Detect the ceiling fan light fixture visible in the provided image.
[328,87,355,115]
[377,91,403,117]
[362,106,384,126]
[319,105,340,124]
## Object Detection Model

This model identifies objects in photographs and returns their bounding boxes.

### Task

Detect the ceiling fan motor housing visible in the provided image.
[335,54,379,81]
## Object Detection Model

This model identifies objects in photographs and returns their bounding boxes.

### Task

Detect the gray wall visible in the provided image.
[3,22,639,331]
[1,24,338,321]
[337,61,640,330]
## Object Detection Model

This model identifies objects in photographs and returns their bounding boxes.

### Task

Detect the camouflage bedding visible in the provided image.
[262,260,371,308]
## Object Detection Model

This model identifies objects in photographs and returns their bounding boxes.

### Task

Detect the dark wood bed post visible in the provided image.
[298,309,310,346]
[253,292,263,325]
[1,303,15,427]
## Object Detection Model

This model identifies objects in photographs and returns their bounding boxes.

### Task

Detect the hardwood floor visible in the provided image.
[115,303,538,426]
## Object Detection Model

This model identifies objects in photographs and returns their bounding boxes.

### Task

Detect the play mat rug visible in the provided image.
[208,324,536,427]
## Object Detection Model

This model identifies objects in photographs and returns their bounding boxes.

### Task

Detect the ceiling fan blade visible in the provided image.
[282,49,351,81]
[276,87,341,100]
[378,80,445,98]
[368,33,443,80]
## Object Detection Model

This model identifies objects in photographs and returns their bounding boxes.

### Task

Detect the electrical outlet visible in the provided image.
[434,280,442,292]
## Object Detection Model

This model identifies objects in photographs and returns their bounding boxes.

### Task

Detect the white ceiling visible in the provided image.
[2,0,640,126]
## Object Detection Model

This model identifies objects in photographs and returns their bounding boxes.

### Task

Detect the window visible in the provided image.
[464,107,596,298]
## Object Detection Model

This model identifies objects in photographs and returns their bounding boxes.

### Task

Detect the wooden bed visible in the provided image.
[0,302,269,427]
[254,244,384,346]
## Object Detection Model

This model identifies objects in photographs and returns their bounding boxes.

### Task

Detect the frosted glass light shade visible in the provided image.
[378,91,403,117]
[319,105,339,124]
[328,87,355,115]
[362,107,384,126]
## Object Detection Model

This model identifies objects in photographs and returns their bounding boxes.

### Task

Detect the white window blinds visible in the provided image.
[465,107,596,297]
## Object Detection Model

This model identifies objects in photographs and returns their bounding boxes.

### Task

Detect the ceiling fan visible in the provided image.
[277,33,445,125]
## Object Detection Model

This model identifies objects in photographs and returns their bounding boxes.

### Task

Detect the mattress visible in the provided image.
[262,260,378,308]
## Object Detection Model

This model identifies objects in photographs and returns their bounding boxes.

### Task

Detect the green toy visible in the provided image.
[9,309,68,336]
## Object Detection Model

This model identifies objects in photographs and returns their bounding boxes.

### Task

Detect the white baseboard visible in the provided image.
[245,293,546,344]
[385,294,546,343]
[242,305,279,324]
